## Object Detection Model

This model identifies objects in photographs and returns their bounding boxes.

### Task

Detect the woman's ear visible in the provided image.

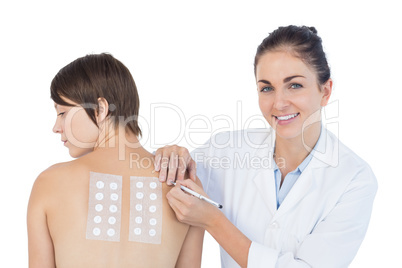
[96,97,109,124]
[320,78,333,107]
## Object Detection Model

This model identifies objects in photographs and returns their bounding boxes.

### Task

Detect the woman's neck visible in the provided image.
[94,125,142,151]
[274,122,321,173]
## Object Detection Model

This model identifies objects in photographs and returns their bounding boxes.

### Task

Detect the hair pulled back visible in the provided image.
[254,25,330,85]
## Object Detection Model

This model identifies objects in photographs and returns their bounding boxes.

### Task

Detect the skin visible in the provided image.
[27,97,204,268]
[157,50,333,267]
[257,51,332,180]
[154,146,197,185]
[52,99,102,158]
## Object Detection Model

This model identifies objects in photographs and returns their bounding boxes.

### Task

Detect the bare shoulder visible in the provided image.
[38,158,89,180]
[33,161,69,186]
[39,160,74,176]
[28,162,69,217]
[30,160,80,204]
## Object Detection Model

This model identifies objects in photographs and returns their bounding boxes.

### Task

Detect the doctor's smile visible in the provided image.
[28,25,378,268]
[273,112,300,125]
[154,25,377,268]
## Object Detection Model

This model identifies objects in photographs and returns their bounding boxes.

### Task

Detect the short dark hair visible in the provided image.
[51,53,142,137]
[254,25,331,85]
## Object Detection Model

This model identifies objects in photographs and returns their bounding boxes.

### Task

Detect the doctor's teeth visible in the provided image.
[277,113,298,120]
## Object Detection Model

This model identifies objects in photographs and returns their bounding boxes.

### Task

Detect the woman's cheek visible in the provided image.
[258,98,273,124]
[66,108,98,147]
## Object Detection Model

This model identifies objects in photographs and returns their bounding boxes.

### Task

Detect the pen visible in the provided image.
[172,182,223,209]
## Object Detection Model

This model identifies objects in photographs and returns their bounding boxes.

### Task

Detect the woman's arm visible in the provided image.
[168,171,377,268]
[27,175,56,268]
[167,179,251,267]
[207,211,252,267]
[158,144,253,267]
[175,226,205,268]
[158,143,377,267]
[174,176,205,268]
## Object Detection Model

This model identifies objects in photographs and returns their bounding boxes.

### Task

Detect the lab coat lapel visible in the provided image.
[273,167,314,221]
[273,128,338,220]
[309,127,339,169]
[252,167,277,217]
[251,135,277,217]
[248,127,338,220]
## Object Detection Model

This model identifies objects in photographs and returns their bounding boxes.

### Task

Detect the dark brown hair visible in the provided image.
[51,53,142,137]
[254,25,331,85]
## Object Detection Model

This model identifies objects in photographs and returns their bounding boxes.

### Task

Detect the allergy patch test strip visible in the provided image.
[172,182,223,209]
[86,172,122,242]
[129,176,163,244]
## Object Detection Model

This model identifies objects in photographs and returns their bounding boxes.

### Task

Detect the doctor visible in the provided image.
[155,25,377,267]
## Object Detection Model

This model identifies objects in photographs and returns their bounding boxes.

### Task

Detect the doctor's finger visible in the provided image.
[176,155,190,181]
[176,179,206,196]
[167,197,189,224]
[188,159,197,182]
[154,148,162,171]
[158,153,170,183]
[167,152,179,185]
[167,187,191,211]
[167,188,200,224]
[168,183,193,201]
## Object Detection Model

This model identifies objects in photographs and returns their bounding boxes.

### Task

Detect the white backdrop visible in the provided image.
[1,0,401,267]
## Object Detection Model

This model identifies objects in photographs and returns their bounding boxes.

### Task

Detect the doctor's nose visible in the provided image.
[273,91,290,111]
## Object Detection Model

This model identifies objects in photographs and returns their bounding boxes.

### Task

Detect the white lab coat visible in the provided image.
[192,128,377,268]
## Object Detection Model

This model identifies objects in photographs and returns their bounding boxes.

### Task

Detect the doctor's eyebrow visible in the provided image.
[258,75,306,85]
[257,79,271,85]
[283,75,305,83]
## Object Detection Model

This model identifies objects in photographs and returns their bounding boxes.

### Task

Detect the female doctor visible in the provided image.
[155,25,377,267]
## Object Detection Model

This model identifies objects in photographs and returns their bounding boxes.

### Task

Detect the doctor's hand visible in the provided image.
[154,145,196,185]
[167,179,222,229]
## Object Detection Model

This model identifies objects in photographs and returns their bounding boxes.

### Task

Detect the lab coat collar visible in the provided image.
[308,127,339,169]
[251,164,315,220]
[251,127,339,218]
[254,126,339,169]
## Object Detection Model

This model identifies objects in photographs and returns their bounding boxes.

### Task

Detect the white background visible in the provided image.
[1,0,401,267]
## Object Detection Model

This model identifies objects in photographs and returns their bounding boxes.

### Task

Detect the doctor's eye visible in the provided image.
[57,112,65,117]
[290,83,302,89]
[260,86,274,92]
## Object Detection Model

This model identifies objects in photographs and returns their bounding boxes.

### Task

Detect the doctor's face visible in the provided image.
[256,51,332,141]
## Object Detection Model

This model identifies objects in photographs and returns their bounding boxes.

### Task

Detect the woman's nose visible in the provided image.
[52,118,62,133]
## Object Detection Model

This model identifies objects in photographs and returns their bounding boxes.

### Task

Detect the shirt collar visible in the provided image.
[273,127,323,173]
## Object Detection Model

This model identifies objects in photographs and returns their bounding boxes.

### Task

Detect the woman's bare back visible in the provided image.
[28,147,201,268]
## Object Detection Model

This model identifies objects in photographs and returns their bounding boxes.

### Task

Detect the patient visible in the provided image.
[27,53,204,268]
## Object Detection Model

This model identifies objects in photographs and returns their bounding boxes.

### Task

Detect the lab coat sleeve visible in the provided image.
[247,166,378,268]
[191,143,213,195]
[248,242,280,268]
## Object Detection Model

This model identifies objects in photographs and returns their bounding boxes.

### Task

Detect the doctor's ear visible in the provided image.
[320,78,333,107]
[96,97,109,124]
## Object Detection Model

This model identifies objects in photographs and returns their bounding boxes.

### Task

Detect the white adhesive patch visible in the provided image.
[86,172,122,242]
[129,176,162,244]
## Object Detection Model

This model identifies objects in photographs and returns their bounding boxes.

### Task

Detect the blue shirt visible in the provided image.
[273,134,321,209]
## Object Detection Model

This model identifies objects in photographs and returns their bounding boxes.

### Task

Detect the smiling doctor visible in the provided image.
[155,25,377,268]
